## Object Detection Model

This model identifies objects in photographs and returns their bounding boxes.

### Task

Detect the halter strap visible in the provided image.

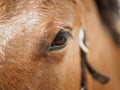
[79,29,109,90]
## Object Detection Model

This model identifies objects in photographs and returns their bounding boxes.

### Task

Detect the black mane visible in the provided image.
[95,0,120,45]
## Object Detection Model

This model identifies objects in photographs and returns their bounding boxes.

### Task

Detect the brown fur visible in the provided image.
[81,0,120,90]
[95,0,120,45]
[0,0,82,90]
[0,0,120,90]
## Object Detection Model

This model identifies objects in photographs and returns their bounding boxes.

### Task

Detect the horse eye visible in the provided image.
[52,30,67,46]
[48,29,71,51]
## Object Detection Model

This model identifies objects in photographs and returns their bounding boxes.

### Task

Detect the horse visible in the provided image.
[0,0,119,90]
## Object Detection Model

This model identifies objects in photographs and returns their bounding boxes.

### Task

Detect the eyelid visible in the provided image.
[40,26,72,47]
[59,27,73,38]
[66,30,72,38]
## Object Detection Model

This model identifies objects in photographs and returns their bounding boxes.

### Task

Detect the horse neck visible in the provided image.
[81,0,120,90]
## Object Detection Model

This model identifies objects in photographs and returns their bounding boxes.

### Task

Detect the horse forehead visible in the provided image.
[0,0,78,57]
[0,10,40,56]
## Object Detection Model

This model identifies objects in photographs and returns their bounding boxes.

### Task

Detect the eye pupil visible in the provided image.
[52,30,67,46]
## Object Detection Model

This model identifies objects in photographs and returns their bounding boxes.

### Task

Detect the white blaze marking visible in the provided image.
[0,11,39,57]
